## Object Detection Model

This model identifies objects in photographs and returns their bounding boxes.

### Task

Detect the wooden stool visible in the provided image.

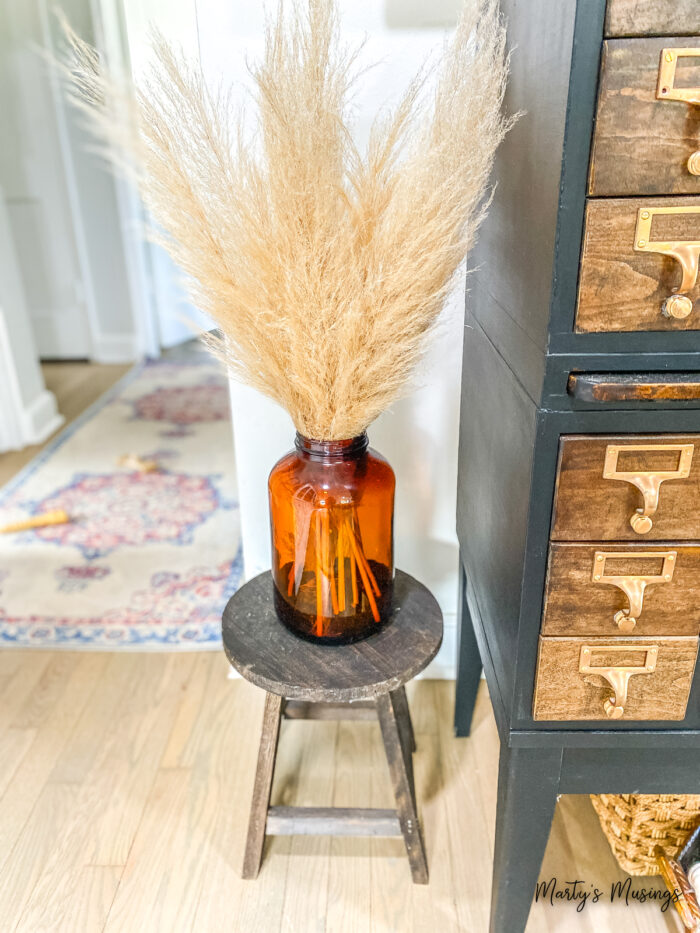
[222,569,443,885]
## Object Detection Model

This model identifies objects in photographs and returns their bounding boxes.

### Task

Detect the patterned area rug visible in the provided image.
[0,354,242,648]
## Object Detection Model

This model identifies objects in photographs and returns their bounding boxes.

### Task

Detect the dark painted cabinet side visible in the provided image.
[466,0,577,403]
[457,313,537,713]
[456,0,579,712]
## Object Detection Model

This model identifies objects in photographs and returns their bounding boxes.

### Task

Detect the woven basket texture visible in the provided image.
[591,794,700,876]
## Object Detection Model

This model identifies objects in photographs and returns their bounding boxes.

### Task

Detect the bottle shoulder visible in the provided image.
[269,446,395,493]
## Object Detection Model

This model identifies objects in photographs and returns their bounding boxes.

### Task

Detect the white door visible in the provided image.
[0,0,92,359]
[98,0,213,349]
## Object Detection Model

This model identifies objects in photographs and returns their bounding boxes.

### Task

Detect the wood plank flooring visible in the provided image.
[0,362,131,487]
[0,655,678,933]
[0,362,678,930]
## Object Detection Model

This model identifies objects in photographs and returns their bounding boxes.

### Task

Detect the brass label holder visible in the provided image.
[656,48,700,106]
[603,443,694,533]
[656,48,700,177]
[591,550,677,632]
[579,644,658,720]
[634,207,700,319]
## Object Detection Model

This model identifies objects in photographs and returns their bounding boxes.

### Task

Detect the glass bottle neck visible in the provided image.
[295,432,368,462]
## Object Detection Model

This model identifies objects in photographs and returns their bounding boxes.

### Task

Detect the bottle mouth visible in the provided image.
[295,432,368,460]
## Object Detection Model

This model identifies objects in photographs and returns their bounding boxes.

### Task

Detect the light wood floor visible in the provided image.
[0,361,679,931]
[0,653,678,933]
[0,362,132,487]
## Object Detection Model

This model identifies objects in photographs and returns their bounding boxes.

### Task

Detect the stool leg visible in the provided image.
[376,691,428,884]
[242,691,283,879]
[392,685,417,753]
[390,688,416,805]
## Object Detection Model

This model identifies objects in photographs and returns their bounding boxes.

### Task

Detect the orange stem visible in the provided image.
[348,520,381,597]
[347,525,380,622]
[315,511,323,635]
[357,542,381,597]
[348,520,359,607]
[337,521,346,612]
[323,510,339,616]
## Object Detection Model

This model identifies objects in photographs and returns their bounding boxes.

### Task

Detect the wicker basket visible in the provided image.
[591,794,700,876]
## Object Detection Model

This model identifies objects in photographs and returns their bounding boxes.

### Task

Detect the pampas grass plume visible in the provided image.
[62,0,513,439]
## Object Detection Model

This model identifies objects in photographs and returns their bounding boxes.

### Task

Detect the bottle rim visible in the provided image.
[294,432,369,460]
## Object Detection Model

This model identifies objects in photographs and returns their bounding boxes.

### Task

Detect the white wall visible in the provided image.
[200,1,465,678]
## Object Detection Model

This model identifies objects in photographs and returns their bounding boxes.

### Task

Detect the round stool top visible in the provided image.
[222,570,443,702]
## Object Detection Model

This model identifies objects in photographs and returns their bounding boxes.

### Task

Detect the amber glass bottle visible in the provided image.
[268,432,395,644]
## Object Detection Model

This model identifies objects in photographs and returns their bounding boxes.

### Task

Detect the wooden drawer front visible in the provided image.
[552,435,700,542]
[606,2,700,38]
[533,636,697,721]
[575,197,700,332]
[542,544,700,637]
[590,38,700,197]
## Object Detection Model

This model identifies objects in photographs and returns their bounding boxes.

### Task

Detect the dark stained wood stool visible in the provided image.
[221,569,443,885]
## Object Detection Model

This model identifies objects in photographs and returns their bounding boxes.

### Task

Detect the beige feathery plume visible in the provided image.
[61,0,513,439]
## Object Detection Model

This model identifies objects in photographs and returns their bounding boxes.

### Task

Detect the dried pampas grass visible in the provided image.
[63,0,513,439]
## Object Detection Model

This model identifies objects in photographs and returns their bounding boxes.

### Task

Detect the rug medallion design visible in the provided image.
[0,355,242,648]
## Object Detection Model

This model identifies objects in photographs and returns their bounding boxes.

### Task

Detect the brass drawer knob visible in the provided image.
[603,444,694,533]
[656,48,700,178]
[591,551,677,632]
[662,295,694,319]
[634,208,700,319]
[580,645,658,719]
[629,512,653,535]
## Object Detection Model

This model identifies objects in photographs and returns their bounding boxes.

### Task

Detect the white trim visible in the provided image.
[90,0,160,359]
[111,180,159,359]
[422,614,457,679]
[0,189,63,453]
[22,390,64,444]
[0,320,25,451]
[0,313,64,452]
[37,0,99,359]
[39,0,155,361]
[91,332,142,364]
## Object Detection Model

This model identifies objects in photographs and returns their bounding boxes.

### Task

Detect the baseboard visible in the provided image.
[0,334,63,452]
[22,389,64,445]
[421,613,457,679]
[92,332,142,364]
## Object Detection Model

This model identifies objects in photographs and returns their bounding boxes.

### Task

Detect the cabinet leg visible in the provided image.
[454,558,482,737]
[377,691,429,884]
[242,691,283,879]
[490,744,562,933]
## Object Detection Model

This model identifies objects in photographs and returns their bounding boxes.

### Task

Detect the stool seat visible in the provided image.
[222,569,443,701]
[221,569,443,885]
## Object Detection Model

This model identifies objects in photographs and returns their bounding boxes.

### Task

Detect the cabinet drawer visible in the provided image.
[552,435,700,541]
[590,38,700,196]
[533,636,697,721]
[575,197,700,332]
[542,543,700,637]
[606,1,700,38]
